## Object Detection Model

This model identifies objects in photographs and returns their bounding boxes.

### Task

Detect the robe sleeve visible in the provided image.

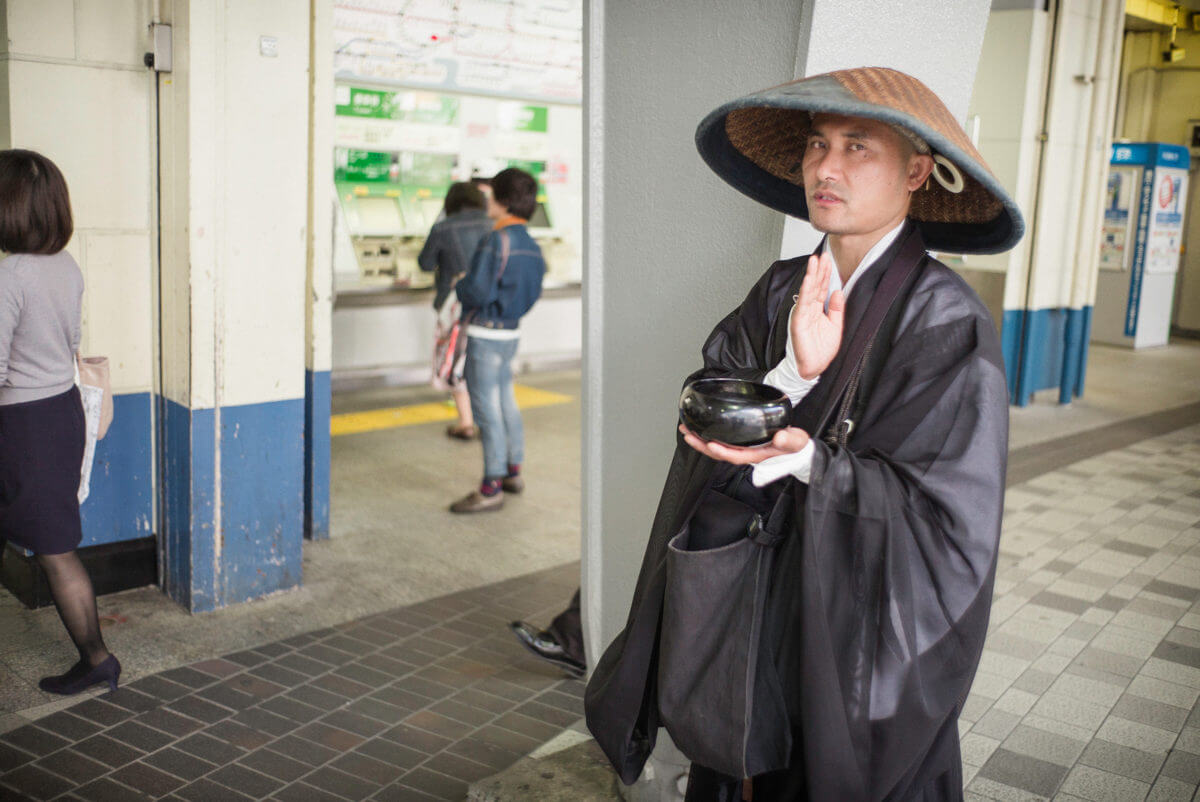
[785,279,1010,800]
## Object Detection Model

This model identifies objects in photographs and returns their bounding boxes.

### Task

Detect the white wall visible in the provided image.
[0,0,156,396]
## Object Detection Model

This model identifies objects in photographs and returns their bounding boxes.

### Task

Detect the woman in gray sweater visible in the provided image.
[0,149,120,694]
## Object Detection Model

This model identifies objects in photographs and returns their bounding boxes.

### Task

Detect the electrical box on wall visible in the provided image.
[145,23,172,72]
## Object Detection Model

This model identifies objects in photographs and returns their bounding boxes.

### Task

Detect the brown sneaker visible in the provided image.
[501,475,525,494]
[449,490,504,513]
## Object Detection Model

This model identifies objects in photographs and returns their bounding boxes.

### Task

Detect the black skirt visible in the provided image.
[0,386,85,555]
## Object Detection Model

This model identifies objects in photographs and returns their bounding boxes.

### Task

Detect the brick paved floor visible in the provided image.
[0,562,582,801]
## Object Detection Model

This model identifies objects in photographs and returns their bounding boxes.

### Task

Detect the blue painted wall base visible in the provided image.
[81,393,154,547]
[305,370,331,540]
[161,396,304,612]
[1001,306,1093,406]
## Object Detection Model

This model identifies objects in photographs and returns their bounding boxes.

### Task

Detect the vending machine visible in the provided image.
[1093,142,1190,348]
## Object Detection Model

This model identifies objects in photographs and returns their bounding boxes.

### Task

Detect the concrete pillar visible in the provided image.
[305,0,334,541]
[158,0,311,611]
[582,0,990,794]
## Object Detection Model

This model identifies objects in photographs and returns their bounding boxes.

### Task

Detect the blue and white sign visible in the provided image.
[1111,143,1190,336]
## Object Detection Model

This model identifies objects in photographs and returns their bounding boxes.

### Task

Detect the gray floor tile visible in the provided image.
[35,747,109,784]
[1012,668,1058,695]
[1096,716,1178,753]
[0,725,71,758]
[206,763,283,799]
[109,761,187,798]
[1160,749,1200,786]
[1110,692,1191,733]
[32,712,102,743]
[142,747,217,782]
[1057,764,1151,802]
[4,762,78,799]
[1030,590,1092,616]
[1153,640,1200,670]
[977,748,1068,797]
[1001,724,1087,767]
[1077,738,1166,783]
[1070,647,1145,678]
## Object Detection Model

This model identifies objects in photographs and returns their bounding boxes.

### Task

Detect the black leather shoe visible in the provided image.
[39,654,121,695]
[509,621,585,677]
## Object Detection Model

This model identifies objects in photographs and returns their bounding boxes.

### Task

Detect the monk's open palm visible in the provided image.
[792,251,845,380]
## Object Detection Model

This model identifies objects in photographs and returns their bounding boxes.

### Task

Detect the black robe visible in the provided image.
[585,224,1009,801]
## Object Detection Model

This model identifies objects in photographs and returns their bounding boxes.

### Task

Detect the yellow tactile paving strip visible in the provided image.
[330,384,574,437]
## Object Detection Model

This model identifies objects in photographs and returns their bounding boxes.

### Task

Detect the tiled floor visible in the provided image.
[0,562,582,801]
[963,423,1200,801]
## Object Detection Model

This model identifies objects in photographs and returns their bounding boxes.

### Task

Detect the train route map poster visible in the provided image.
[334,0,582,104]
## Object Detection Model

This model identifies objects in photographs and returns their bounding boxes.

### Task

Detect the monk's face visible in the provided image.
[801,113,932,241]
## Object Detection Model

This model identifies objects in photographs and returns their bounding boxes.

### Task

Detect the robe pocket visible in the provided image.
[657,505,792,779]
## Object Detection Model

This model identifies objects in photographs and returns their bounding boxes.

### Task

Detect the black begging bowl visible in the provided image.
[678,378,791,447]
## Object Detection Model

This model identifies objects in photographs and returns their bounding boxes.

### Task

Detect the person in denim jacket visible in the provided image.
[450,168,545,513]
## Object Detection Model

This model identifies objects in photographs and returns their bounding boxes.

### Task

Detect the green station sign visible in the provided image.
[334,149,457,188]
[336,87,459,126]
[498,104,548,133]
[336,149,394,183]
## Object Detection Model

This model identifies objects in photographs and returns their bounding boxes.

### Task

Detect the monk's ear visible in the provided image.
[907,153,934,192]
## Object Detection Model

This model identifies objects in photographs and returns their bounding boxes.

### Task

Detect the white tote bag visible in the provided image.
[75,355,112,504]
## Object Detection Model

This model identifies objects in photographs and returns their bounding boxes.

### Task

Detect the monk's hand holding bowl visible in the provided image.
[679,423,811,465]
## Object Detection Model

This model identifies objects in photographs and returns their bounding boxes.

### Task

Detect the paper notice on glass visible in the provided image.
[78,383,103,504]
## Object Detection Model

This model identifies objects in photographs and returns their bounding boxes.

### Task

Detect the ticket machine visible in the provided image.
[335,148,456,289]
[1094,142,1190,348]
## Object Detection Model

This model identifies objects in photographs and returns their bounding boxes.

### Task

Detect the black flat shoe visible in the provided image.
[39,654,121,695]
[509,621,585,677]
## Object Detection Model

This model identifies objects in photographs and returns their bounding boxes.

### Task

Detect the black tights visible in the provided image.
[36,551,110,667]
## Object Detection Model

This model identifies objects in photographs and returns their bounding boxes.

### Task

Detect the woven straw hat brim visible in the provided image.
[694,69,1025,254]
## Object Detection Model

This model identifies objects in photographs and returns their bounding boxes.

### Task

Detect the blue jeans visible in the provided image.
[465,336,524,480]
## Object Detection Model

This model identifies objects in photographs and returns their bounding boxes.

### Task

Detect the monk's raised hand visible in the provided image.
[792,251,844,380]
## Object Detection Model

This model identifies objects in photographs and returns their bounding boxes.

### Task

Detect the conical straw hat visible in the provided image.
[695,67,1024,254]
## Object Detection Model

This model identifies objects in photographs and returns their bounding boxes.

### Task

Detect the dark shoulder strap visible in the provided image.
[811,227,927,442]
[496,230,511,280]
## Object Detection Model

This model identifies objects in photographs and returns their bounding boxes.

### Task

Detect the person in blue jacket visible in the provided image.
[450,168,545,513]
